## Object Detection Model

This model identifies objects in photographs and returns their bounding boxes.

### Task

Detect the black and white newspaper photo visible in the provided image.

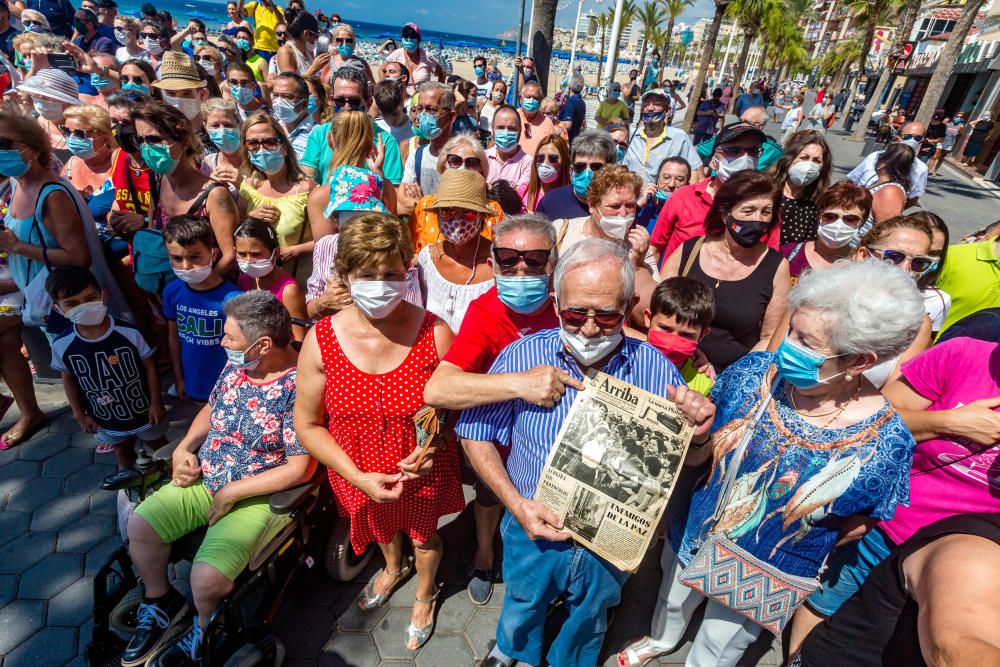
[534,371,694,571]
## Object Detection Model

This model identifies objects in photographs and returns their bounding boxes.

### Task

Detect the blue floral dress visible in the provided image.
[671,352,915,578]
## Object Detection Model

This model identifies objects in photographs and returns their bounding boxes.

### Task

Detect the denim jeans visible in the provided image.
[496,511,630,667]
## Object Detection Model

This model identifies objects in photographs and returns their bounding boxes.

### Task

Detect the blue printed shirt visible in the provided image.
[200,364,307,495]
[671,352,915,578]
[455,328,685,500]
[162,279,241,402]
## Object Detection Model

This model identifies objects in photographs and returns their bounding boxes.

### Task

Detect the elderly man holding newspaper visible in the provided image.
[457,238,716,667]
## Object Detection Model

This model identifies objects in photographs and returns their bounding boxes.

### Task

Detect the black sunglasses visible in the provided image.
[492,247,551,271]
[446,154,482,170]
[559,308,625,328]
[332,96,363,109]
[245,137,282,150]
[401,28,419,39]
[535,154,559,165]
[572,161,604,174]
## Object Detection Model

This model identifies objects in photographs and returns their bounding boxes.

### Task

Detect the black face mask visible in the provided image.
[726,215,768,248]
[112,121,140,154]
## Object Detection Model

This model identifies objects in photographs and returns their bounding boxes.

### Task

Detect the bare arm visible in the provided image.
[424,360,584,411]
[167,321,185,399]
[657,243,685,281]
[276,45,296,76]
[280,281,309,341]
[307,184,336,240]
[884,376,1000,445]
[752,258,790,352]
[0,190,92,268]
[142,355,165,423]
[766,308,792,352]
[215,453,316,504]
[207,187,239,275]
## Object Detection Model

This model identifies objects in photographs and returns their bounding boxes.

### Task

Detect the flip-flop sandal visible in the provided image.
[0,417,49,451]
[96,443,116,454]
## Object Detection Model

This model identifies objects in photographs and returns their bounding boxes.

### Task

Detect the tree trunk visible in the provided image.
[914,0,986,127]
[664,15,676,65]
[529,0,558,95]
[599,29,608,88]
[682,0,729,132]
[727,30,754,114]
[638,39,649,78]
[850,0,921,138]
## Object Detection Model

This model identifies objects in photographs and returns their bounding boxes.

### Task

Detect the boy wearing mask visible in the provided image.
[643,277,715,396]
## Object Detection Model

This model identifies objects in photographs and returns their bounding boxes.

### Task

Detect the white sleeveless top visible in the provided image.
[416,245,493,333]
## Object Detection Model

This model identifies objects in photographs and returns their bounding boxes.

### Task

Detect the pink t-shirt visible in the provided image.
[238,271,298,304]
[879,337,1000,545]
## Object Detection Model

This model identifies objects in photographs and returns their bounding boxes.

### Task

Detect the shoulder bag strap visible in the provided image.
[415,144,426,185]
[680,236,705,278]
[186,182,224,216]
[556,218,570,250]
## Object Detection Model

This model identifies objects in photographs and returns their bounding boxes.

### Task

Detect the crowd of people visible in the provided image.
[0,1,999,666]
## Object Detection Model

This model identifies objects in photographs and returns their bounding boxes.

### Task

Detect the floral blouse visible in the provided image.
[324,164,389,218]
[200,364,306,495]
[670,352,915,577]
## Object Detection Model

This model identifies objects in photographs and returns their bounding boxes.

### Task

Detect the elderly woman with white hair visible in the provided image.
[618,259,923,667]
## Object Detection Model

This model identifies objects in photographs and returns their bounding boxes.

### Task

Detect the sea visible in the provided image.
[116,0,505,49]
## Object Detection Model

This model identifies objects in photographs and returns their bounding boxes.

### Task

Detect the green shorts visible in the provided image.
[134,480,274,581]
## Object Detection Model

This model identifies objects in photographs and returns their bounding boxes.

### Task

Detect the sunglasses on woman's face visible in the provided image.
[58,127,93,139]
[276,31,286,38]
[559,308,625,328]
[446,154,481,170]
[492,246,551,272]
[0,138,22,150]
[535,153,559,165]
[866,247,938,275]
[136,135,172,147]
[245,137,281,150]
[819,212,862,225]
[121,75,147,85]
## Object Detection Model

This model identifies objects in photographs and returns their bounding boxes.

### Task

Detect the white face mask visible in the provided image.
[143,36,163,54]
[787,160,820,186]
[238,251,276,278]
[716,154,757,181]
[350,279,406,319]
[62,301,108,326]
[163,93,202,121]
[114,29,129,44]
[173,263,214,284]
[33,98,64,121]
[537,162,559,183]
[817,217,860,249]
[598,210,634,239]
[559,327,623,366]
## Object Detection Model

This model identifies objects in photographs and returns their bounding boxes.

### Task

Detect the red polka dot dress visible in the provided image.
[316,312,465,554]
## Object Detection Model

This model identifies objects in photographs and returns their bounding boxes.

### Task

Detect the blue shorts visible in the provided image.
[96,421,168,446]
[806,526,894,616]
[256,49,276,61]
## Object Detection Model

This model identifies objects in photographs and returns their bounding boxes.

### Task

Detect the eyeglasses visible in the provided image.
[135,134,172,146]
[446,154,482,170]
[334,37,353,45]
[415,105,450,115]
[492,247,551,272]
[120,75,147,85]
[332,96,363,109]
[275,31,286,38]
[901,134,924,142]
[866,247,938,275]
[717,145,762,158]
[534,153,559,165]
[245,137,282,150]
[819,212,862,225]
[141,32,161,39]
[58,127,93,139]
[559,308,626,328]
[22,20,45,28]
[228,78,253,87]
[401,27,419,39]
[0,138,23,150]
[572,161,604,174]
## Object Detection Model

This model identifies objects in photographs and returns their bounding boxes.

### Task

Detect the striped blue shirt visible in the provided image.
[455,328,686,499]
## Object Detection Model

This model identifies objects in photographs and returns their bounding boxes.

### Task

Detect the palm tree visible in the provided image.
[681,0,732,133]
[528,0,559,94]
[725,0,776,112]
[664,0,694,65]
[850,0,920,138]
[636,0,667,77]
[595,11,611,79]
[913,0,987,127]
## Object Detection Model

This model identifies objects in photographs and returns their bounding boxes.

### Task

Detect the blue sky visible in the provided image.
[310,0,715,38]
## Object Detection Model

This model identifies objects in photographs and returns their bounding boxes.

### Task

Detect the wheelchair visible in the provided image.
[86,441,375,667]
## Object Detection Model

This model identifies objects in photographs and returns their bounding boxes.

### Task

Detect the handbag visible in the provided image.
[19,200,53,327]
[678,375,823,635]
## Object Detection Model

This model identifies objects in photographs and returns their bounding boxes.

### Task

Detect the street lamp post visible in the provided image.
[567,0,585,86]
[601,0,627,92]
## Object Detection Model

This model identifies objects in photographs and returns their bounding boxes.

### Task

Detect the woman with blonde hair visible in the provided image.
[134,99,239,275]
[321,109,395,224]
[113,15,145,63]
[194,44,225,86]
[62,104,115,198]
[211,112,316,282]
[520,133,570,212]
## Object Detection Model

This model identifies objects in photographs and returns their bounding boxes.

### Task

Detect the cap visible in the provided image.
[16,69,82,106]
[715,121,766,146]
[641,88,669,102]
[402,22,420,38]
[426,169,492,214]
[610,81,621,91]
[74,8,99,24]
[151,52,207,91]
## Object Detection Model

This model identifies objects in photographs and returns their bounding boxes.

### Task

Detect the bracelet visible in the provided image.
[690,434,711,449]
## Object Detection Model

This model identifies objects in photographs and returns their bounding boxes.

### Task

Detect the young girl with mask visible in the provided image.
[322,110,395,224]
[211,112,314,283]
[636,156,691,234]
[478,79,507,144]
[519,133,569,213]
[766,130,832,244]
[234,218,308,340]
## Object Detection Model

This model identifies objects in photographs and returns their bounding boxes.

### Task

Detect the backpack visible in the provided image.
[131,228,175,294]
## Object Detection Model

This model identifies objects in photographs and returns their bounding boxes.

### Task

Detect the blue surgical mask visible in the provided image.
[250,147,285,174]
[572,167,593,199]
[0,149,30,178]
[225,338,262,371]
[121,81,150,95]
[775,336,849,389]
[140,142,179,176]
[616,146,625,163]
[495,274,550,314]
[402,38,419,52]
[209,127,241,153]
[418,111,443,140]
[610,90,620,99]
[66,135,97,159]
[307,95,318,115]
[474,65,484,77]
[90,74,115,90]
[522,97,540,113]
[494,129,519,151]
[654,189,670,202]
[230,84,255,106]
[235,38,251,51]
[272,97,303,125]
[337,43,354,58]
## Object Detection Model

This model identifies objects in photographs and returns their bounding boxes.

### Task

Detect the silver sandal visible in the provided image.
[617,637,667,667]
[405,585,440,651]
[358,558,413,610]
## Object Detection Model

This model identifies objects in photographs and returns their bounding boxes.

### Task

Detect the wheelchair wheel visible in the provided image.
[109,587,143,638]
[223,638,285,667]
[324,519,374,582]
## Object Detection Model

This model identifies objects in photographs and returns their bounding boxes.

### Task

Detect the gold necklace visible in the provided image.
[789,382,862,428]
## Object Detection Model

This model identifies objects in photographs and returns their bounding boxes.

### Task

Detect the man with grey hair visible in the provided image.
[518,80,554,155]
[536,129,617,220]
[397,80,456,211]
[425,213,582,605]
[558,74,587,142]
[123,291,314,667]
[458,238,715,667]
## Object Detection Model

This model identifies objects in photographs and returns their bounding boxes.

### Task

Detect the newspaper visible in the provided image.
[535,370,694,572]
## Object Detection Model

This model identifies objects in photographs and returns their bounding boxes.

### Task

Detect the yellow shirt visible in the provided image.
[238,180,311,282]
[680,358,715,396]
[244,1,284,52]
[595,99,629,128]
[935,237,1000,337]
